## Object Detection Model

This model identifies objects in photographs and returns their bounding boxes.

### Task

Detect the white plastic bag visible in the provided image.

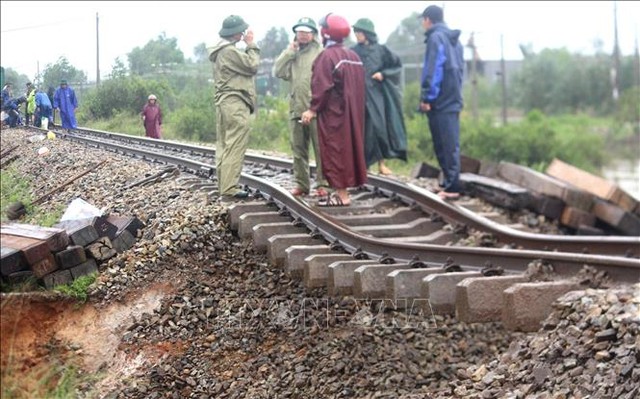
[60,198,103,221]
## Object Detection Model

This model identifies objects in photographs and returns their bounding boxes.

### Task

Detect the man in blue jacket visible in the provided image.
[53,79,78,129]
[419,5,464,200]
[2,82,20,128]
[34,88,53,128]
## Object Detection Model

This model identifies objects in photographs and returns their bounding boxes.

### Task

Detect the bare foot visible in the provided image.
[438,191,460,200]
[378,162,393,176]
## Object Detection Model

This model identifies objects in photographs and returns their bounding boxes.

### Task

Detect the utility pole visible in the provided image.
[500,34,507,126]
[467,32,478,120]
[635,32,640,88]
[96,12,100,86]
[634,30,639,134]
[611,1,620,102]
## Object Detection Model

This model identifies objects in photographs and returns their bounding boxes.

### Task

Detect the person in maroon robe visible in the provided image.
[301,13,367,206]
[141,94,163,139]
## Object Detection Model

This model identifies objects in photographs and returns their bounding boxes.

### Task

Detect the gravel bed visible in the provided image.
[1,127,636,398]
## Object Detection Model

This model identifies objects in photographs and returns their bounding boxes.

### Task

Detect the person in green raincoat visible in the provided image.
[273,17,328,198]
[208,15,260,201]
[25,82,36,126]
[351,18,407,176]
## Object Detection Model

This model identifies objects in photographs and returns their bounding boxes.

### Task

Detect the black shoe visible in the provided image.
[219,190,250,203]
[233,190,249,199]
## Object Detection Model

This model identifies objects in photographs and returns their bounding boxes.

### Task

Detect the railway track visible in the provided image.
[26,126,640,330]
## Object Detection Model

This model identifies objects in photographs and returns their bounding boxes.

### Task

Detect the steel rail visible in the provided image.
[51,129,640,283]
[61,126,640,258]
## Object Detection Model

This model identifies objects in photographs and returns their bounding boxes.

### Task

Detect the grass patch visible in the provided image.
[86,112,142,136]
[32,204,66,228]
[1,167,65,227]
[1,167,34,221]
[53,273,98,303]
[1,340,98,399]
[86,110,184,142]
[0,274,41,293]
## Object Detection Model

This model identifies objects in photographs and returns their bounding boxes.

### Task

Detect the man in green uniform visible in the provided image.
[208,15,260,201]
[273,17,328,198]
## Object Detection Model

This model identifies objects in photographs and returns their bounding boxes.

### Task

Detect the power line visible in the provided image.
[1,19,82,33]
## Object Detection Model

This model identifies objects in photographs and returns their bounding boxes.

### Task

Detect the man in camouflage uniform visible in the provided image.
[273,17,328,197]
[208,15,260,201]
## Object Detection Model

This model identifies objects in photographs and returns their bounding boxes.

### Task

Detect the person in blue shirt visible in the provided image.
[419,5,464,200]
[34,88,53,128]
[1,82,20,128]
[1,82,13,107]
[53,79,78,129]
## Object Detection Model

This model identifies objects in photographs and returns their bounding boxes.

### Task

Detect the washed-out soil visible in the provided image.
[1,281,176,395]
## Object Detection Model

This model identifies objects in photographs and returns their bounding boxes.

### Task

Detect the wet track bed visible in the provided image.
[3,127,640,398]
[24,126,640,327]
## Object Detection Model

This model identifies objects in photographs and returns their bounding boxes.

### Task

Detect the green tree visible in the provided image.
[511,48,616,115]
[385,12,424,60]
[128,32,185,76]
[80,76,171,120]
[108,57,128,79]
[258,27,290,60]
[1,67,30,92]
[384,12,425,86]
[193,43,208,63]
[40,56,87,90]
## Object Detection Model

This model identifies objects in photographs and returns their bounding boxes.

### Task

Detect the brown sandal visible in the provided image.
[317,194,350,207]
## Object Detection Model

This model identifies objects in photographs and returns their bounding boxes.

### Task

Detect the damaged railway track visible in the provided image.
[23,125,639,329]
[38,129,640,268]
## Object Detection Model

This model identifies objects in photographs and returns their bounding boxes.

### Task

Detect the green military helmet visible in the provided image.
[352,18,376,35]
[292,17,317,34]
[219,15,249,37]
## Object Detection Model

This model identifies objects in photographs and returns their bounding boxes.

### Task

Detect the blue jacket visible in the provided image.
[35,92,52,109]
[1,88,15,111]
[420,22,464,113]
[53,85,78,129]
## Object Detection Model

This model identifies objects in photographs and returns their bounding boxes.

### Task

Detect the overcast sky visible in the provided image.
[1,0,639,82]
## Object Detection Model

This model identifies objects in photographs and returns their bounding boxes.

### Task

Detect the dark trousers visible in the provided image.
[4,109,19,128]
[33,107,52,128]
[427,111,461,193]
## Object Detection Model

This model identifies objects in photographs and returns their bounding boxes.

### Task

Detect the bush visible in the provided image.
[170,83,216,143]
[78,76,172,122]
[249,96,290,153]
[54,273,97,303]
[617,86,640,134]
[459,110,606,172]
[171,106,216,143]
[402,82,422,119]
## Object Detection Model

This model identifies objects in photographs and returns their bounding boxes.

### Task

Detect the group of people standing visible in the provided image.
[3,5,462,205]
[275,13,405,206]
[1,80,79,130]
[209,4,463,204]
[2,76,161,138]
